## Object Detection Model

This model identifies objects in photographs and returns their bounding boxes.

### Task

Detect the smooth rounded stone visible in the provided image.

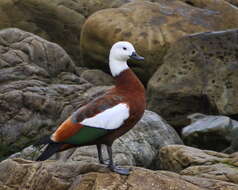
[13,110,183,169]
[0,28,108,160]
[80,0,238,84]
[182,113,238,153]
[147,29,238,127]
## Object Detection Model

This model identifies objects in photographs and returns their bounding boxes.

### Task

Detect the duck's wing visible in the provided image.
[51,94,129,145]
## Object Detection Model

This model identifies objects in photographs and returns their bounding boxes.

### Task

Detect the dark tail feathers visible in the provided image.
[36,143,62,161]
[35,135,62,161]
[34,135,53,146]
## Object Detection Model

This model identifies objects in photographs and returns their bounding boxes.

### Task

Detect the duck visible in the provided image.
[35,41,146,175]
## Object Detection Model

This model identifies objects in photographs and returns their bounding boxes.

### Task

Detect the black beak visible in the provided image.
[130,52,144,60]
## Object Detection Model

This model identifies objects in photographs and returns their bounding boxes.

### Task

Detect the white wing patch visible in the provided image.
[80,103,130,130]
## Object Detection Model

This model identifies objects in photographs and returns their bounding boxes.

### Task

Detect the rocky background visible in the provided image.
[1,0,238,189]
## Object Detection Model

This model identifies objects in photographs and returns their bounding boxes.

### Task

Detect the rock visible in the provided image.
[179,0,238,9]
[161,171,238,190]
[72,169,203,190]
[0,159,108,190]
[80,0,238,84]
[71,0,131,17]
[80,69,114,86]
[182,113,238,153]
[1,158,238,190]
[160,145,238,185]
[0,0,134,64]
[160,145,229,172]
[0,28,108,160]
[11,110,183,169]
[226,0,238,7]
[147,29,238,127]
[0,0,86,64]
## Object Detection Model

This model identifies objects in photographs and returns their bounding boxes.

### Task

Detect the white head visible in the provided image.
[109,41,144,77]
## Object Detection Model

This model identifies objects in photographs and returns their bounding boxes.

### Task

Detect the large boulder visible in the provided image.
[182,113,238,153]
[0,28,109,160]
[11,110,183,169]
[80,0,238,84]
[147,29,238,127]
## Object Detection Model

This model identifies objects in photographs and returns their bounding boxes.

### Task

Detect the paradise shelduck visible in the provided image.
[35,41,146,175]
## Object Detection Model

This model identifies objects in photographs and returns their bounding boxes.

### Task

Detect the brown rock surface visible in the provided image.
[0,158,202,190]
[80,0,238,84]
[147,29,238,127]
[0,0,86,64]
[161,171,238,190]
[0,28,108,160]
[179,0,238,9]
[160,145,229,172]
[0,0,133,64]
[80,69,114,86]
[1,158,238,190]
[160,145,238,185]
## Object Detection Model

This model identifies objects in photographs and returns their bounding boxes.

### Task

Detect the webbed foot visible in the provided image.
[108,165,131,175]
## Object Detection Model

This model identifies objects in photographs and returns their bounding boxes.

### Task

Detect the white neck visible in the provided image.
[109,58,129,77]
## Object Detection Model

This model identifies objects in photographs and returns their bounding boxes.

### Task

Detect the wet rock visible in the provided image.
[182,113,238,153]
[147,29,238,127]
[80,0,238,84]
[0,28,107,160]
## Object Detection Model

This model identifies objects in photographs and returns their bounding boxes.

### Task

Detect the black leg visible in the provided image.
[96,144,104,164]
[106,145,130,175]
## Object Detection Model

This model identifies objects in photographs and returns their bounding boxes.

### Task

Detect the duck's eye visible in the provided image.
[123,47,127,50]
